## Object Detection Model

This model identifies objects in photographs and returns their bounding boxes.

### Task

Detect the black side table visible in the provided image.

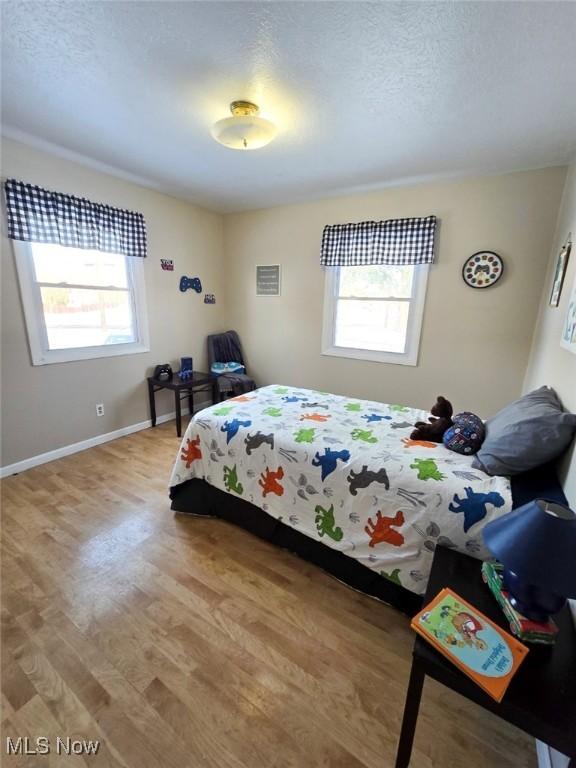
[395,546,576,767]
[147,371,217,437]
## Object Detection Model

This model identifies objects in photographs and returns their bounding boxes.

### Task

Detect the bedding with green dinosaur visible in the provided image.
[169,385,511,595]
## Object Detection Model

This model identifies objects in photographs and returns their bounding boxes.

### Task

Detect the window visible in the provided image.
[322,264,429,365]
[13,241,149,365]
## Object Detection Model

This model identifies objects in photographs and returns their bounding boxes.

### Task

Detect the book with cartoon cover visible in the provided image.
[411,587,529,702]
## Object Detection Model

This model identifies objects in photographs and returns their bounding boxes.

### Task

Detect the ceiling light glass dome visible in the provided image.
[211,101,277,150]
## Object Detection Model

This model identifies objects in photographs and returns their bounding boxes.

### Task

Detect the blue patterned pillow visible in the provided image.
[443,412,485,455]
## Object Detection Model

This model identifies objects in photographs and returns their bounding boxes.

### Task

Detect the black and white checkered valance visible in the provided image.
[320,216,437,267]
[4,179,147,258]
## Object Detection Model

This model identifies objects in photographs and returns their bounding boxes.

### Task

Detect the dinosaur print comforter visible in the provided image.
[169,385,512,595]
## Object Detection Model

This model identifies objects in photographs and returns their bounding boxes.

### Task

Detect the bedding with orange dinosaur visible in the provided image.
[169,385,511,595]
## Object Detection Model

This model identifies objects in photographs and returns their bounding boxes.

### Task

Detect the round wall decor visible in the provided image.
[462,251,504,288]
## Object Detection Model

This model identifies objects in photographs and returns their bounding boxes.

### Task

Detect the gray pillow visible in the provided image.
[472,386,576,476]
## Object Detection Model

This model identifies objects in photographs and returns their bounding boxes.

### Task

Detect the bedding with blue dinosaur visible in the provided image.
[169,385,511,595]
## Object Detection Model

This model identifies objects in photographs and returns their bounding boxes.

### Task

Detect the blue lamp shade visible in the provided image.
[483,499,576,600]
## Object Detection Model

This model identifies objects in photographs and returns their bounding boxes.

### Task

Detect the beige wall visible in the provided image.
[1,138,226,467]
[224,168,565,418]
[524,159,576,506]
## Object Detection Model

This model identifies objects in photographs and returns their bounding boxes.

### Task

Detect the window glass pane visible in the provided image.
[31,244,128,289]
[338,265,413,298]
[40,287,135,350]
[334,299,409,353]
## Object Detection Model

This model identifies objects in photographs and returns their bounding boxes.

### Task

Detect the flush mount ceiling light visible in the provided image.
[211,100,277,150]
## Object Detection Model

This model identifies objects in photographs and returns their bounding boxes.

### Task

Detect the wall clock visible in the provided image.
[462,251,504,288]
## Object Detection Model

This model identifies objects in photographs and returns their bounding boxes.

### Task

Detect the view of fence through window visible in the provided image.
[334,265,414,353]
[30,243,136,350]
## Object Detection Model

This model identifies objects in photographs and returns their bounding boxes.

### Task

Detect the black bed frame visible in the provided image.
[169,461,567,617]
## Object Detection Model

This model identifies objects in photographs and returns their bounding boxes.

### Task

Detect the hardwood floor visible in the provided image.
[1,420,537,767]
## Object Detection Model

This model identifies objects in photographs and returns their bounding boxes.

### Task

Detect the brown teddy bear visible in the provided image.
[410,396,453,443]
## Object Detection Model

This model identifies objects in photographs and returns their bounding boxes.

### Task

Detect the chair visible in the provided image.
[207,330,256,402]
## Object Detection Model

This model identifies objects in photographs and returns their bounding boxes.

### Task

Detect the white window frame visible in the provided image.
[321,264,429,366]
[13,241,150,366]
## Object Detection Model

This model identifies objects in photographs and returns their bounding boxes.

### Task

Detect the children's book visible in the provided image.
[411,587,529,702]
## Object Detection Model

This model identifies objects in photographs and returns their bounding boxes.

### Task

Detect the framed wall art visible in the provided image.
[549,237,571,307]
[560,270,576,354]
[256,264,281,296]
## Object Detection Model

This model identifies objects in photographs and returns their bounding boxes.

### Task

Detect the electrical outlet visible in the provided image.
[96,404,105,417]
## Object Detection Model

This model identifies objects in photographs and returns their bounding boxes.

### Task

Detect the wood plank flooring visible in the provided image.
[1,420,537,767]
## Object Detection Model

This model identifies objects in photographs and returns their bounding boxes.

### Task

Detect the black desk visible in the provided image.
[395,546,576,767]
[147,371,216,437]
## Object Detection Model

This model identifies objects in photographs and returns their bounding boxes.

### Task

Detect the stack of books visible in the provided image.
[481,561,559,645]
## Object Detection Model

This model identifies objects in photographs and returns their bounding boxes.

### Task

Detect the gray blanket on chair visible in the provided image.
[208,331,255,397]
[218,373,255,397]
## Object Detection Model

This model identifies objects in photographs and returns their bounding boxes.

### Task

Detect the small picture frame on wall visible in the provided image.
[549,237,571,307]
[560,271,576,355]
[256,264,281,296]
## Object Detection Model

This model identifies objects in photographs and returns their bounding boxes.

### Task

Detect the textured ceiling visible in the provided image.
[2,1,576,212]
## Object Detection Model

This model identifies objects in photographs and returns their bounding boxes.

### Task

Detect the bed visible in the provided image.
[169,385,566,615]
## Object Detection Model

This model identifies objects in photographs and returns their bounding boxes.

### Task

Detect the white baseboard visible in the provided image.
[537,741,570,768]
[537,741,553,768]
[0,400,211,478]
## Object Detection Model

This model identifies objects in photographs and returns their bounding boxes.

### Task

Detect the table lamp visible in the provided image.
[483,499,576,622]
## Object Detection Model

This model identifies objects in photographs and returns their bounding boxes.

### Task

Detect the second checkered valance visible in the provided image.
[320,215,437,267]
[4,179,147,258]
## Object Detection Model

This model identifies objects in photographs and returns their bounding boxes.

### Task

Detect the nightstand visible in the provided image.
[147,371,217,437]
[395,546,576,767]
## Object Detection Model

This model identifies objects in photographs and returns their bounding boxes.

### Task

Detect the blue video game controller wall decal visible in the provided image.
[179,276,202,293]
